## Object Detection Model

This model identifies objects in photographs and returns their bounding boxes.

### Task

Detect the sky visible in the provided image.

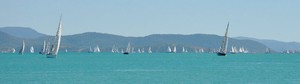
[0,0,299,42]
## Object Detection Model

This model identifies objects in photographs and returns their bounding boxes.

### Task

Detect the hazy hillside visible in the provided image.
[235,37,300,52]
[0,27,47,39]
[0,27,270,53]
[38,32,266,53]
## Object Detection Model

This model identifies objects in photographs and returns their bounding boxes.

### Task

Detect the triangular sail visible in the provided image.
[30,46,34,53]
[126,42,131,53]
[40,40,46,54]
[47,16,62,58]
[148,47,152,53]
[218,22,229,55]
[19,40,25,54]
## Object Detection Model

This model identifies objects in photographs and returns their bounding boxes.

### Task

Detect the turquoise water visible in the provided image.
[0,53,299,84]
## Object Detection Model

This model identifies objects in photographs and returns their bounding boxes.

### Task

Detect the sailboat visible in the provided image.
[138,48,141,53]
[230,46,237,54]
[167,45,176,53]
[88,46,93,53]
[19,40,25,55]
[93,45,100,52]
[148,47,152,53]
[217,22,229,56]
[265,48,270,54]
[12,48,16,53]
[46,16,62,58]
[200,48,204,53]
[45,41,50,54]
[167,46,172,52]
[123,42,131,54]
[39,40,46,54]
[173,46,177,53]
[111,45,117,53]
[30,46,34,53]
[141,48,145,53]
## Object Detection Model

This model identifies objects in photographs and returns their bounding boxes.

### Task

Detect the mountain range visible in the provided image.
[0,27,298,53]
[235,37,300,52]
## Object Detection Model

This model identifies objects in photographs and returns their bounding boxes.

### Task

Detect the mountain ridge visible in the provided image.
[0,27,47,39]
[235,37,300,52]
[0,27,299,53]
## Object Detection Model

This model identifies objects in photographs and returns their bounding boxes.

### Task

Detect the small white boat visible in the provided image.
[148,47,152,53]
[30,46,34,53]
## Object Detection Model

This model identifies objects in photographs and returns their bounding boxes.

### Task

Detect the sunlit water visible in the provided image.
[0,53,299,84]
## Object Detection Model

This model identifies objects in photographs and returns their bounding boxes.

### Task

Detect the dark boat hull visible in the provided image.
[123,52,129,55]
[217,52,226,56]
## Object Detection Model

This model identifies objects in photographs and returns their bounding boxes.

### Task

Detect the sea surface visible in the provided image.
[0,53,299,84]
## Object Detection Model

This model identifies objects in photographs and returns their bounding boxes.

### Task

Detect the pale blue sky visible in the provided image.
[0,0,299,42]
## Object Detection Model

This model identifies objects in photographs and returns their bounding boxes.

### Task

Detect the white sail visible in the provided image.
[195,48,198,53]
[12,48,16,53]
[19,40,25,55]
[265,48,270,53]
[230,46,237,54]
[168,46,172,52]
[94,45,100,52]
[217,22,229,56]
[182,47,185,53]
[239,47,243,53]
[30,46,34,53]
[131,47,135,53]
[47,16,62,58]
[112,45,116,53]
[173,46,177,53]
[141,48,145,53]
[45,41,50,54]
[40,40,46,54]
[138,48,141,53]
[126,43,130,53]
[200,48,204,53]
[88,46,93,53]
[148,47,152,53]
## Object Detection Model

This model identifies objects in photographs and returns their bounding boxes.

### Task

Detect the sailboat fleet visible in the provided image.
[5,20,297,55]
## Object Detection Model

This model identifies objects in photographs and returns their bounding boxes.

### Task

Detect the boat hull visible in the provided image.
[217,52,226,56]
[123,52,129,55]
[46,54,57,58]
